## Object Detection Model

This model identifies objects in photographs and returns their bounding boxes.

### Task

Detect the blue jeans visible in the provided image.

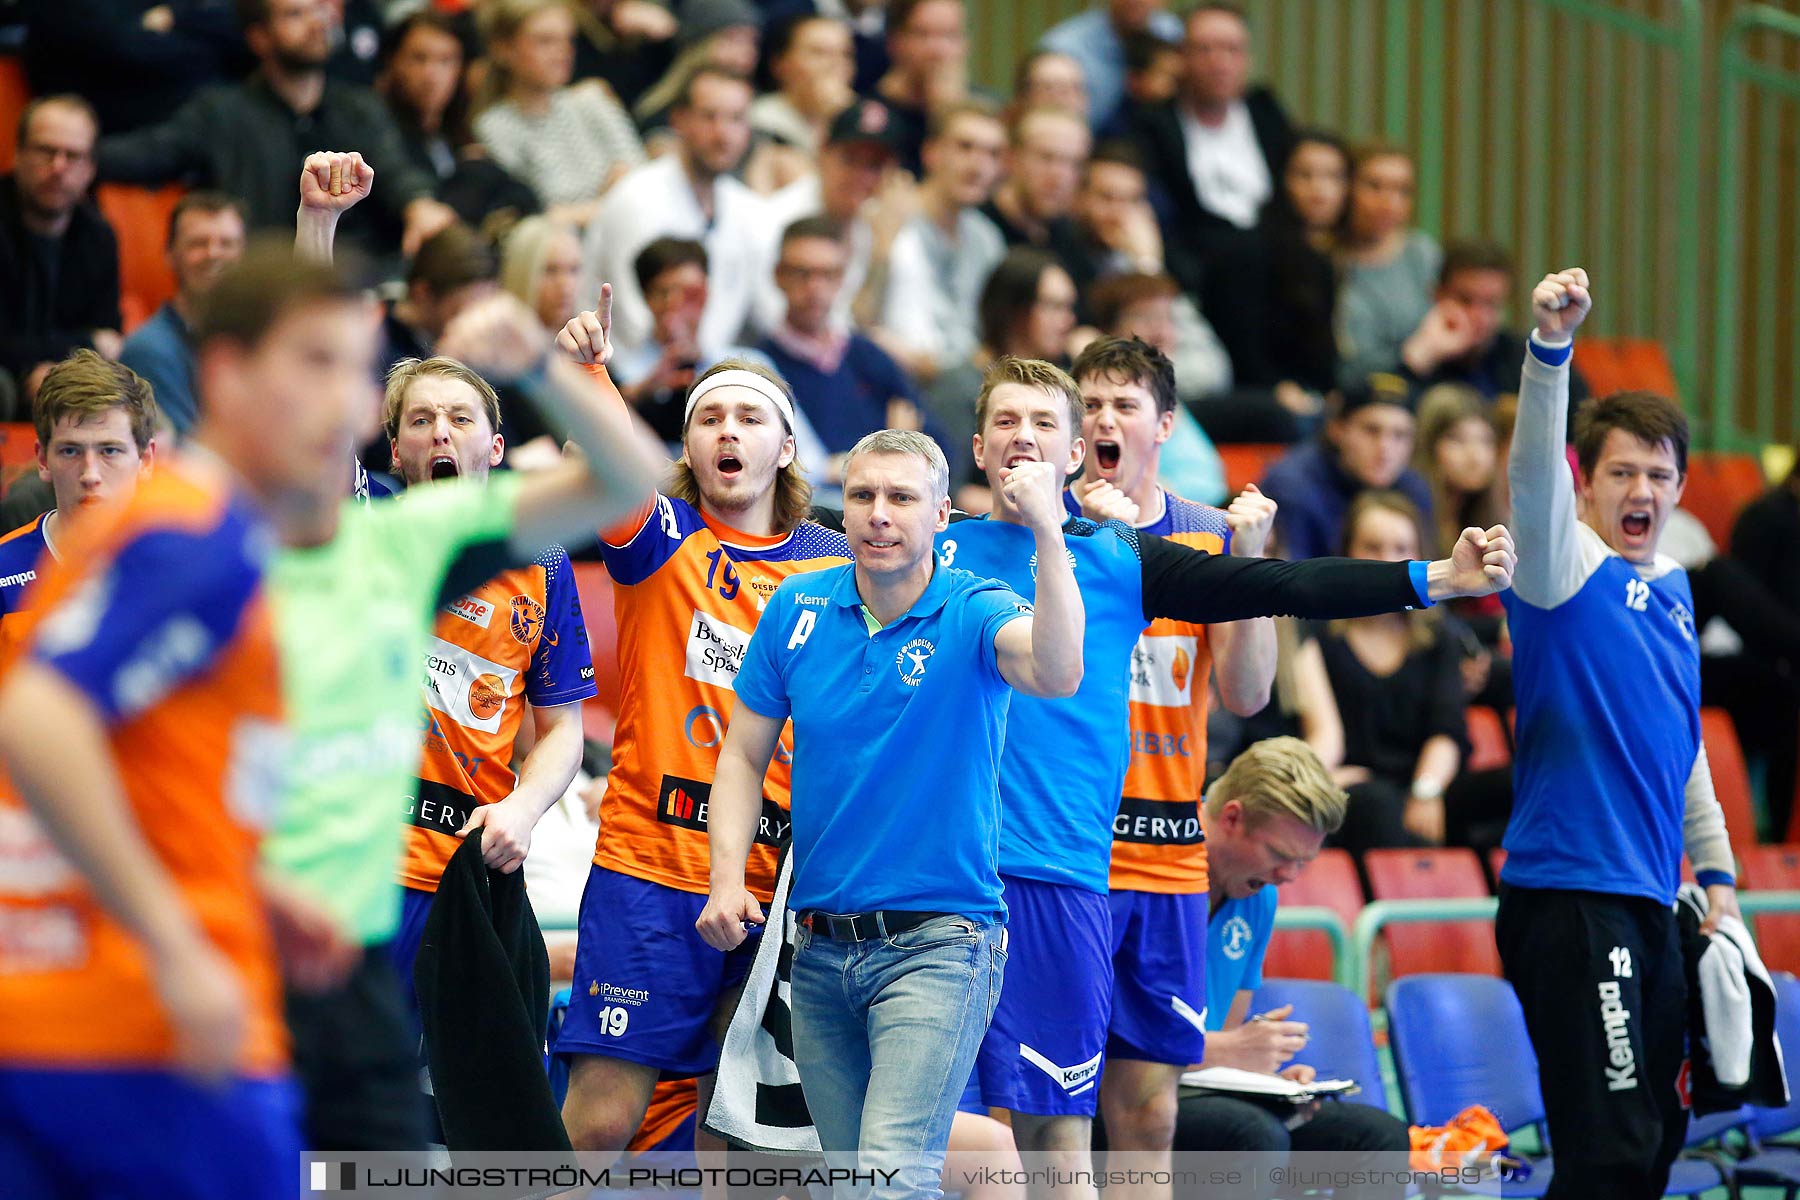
[791,915,1007,1199]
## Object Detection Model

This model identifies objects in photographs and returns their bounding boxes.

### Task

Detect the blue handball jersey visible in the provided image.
[937,514,1149,894]
[1501,555,1700,904]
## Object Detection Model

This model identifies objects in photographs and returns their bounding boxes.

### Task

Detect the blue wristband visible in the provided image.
[1407,560,1436,608]
[1527,332,1573,367]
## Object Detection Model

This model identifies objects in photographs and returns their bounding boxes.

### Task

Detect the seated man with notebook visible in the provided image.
[1185,738,1409,1199]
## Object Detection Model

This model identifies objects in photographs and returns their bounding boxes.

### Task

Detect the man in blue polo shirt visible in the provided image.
[698,428,1085,1198]
[939,355,1516,1197]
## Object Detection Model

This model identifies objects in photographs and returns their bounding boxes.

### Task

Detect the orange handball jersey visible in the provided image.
[626,1077,699,1155]
[1110,492,1232,895]
[594,494,850,901]
[399,546,596,891]
[0,461,290,1075]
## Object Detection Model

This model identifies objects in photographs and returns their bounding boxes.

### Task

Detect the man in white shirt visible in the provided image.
[1125,2,1291,296]
[583,67,766,362]
[871,98,1007,382]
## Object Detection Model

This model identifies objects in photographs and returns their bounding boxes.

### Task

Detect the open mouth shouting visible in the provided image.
[715,452,744,482]
[1092,440,1122,475]
[1620,509,1652,542]
[430,454,459,482]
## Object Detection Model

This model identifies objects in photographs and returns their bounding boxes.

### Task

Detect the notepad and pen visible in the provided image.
[1178,1066,1360,1101]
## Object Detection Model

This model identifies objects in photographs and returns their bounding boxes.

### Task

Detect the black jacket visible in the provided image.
[0,177,122,379]
[1125,87,1294,296]
[415,829,572,1153]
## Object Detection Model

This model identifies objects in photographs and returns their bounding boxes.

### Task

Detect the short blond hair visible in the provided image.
[1204,736,1347,836]
[974,355,1084,436]
[383,357,502,441]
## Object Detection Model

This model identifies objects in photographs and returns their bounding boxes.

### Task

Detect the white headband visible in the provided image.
[683,370,796,432]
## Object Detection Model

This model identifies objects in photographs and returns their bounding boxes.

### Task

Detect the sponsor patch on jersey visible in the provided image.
[655,774,790,845]
[444,594,495,629]
[684,611,750,690]
[423,637,519,734]
[1128,634,1198,708]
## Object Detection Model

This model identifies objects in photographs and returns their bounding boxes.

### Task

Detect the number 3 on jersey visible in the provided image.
[1624,578,1650,612]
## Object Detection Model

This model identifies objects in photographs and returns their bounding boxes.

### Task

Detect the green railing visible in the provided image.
[1270,904,1352,984]
[1711,4,1800,452]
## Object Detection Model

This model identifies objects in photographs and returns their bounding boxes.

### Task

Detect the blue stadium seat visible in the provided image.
[1386,975,1733,1198]
[1252,978,1390,1114]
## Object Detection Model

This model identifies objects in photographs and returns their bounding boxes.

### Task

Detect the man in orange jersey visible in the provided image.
[1065,336,1277,1200]
[0,244,371,1199]
[553,304,853,1162]
[0,351,159,654]
[384,351,596,1015]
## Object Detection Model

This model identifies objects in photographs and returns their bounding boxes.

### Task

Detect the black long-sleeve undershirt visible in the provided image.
[1135,531,1423,625]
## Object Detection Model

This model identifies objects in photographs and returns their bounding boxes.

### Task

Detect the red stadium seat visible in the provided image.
[0,424,37,471]
[1576,337,1679,400]
[1263,847,1363,981]
[569,561,621,743]
[1684,453,1766,551]
[1364,848,1500,983]
[0,57,28,175]
[1464,705,1510,772]
[1700,707,1759,848]
[1740,845,1800,974]
[1218,443,1288,496]
[95,183,185,333]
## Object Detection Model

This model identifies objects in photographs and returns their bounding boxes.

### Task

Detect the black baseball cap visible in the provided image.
[1337,372,1417,417]
[825,99,904,160]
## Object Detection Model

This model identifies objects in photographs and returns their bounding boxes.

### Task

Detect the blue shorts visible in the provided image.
[1107,888,1209,1065]
[0,1067,300,1199]
[388,884,435,1024]
[554,866,762,1077]
[974,875,1112,1116]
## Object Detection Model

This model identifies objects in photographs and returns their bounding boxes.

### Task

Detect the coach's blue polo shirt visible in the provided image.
[734,556,1031,924]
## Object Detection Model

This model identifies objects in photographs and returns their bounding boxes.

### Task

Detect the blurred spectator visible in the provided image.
[1725,452,1800,831]
[1335,142,1438,386]
[1062,141,1164,305]
[1397,238,1591,411]
[325,0,385,86]
[982,107,1089,258]
[1259,373,1432,561]
[1083,274,1227,505]
[764,0,890,97]
[874,99,1005,381]
[1735,451,1800,622]
[118,191,245,437]
[380,222,499,369]
[751,14,857,156]
[632,0,763,136]
[920,247,1074,491]
[1205,130,1346,425]
[757,97,905,332]
[757,216,936,483]
[1038,0,1181,133]
[1413,383,1510,707]
[871,0,969,177]
[377,12,542,236]
[499,215,584,335]
[1,96,121,408]
[97,0,456,261]
[1127,2,1292,295]
[570,0,679,111]
[23,0,248,134]
[1294,491,1510,854]
[1010,49,1089,123]
[472,0,645,230]
[585,67,765,362]
[1118,27,1180,117]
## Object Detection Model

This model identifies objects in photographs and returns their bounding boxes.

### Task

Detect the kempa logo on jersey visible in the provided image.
[685,611,750,690]
[0,568,35,589]
[1598,980,1638,1091]
[443,594,495,629]
[1019,1044,1103,1096]
[1112,796,1204,846]
[656,774,790,845]
[1129,634,1197,708]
